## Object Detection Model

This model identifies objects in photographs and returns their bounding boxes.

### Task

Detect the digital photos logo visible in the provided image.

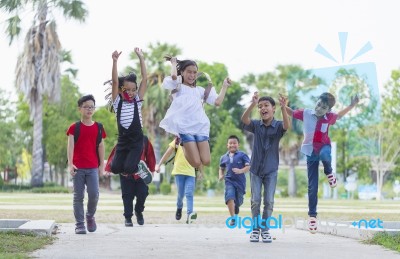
[286,32,381,156]
[225,215,385,233]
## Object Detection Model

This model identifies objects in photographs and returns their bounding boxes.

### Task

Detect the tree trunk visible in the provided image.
[31,97,44,187]
[30,3,48,187]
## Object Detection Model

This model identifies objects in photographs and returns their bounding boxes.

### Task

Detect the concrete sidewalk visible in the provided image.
[31,223,399,259]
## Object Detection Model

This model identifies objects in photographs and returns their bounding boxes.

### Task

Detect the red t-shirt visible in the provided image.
[66,122,107,168]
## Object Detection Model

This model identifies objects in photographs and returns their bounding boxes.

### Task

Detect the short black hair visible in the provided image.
[319,92,336,108]
[258,96,276,106]
[227,135,240,143]
[78,94,95,107]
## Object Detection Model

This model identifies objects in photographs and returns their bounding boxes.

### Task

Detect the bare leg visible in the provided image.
[197,141,211,166]
[182,142,201,168]
[227,199,235,216]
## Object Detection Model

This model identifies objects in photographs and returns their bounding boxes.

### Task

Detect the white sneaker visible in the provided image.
[261,231,272,243]
[186,212,197,224]
[249,230,260,242]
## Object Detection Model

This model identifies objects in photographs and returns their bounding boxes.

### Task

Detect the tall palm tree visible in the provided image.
[1,0,88,187]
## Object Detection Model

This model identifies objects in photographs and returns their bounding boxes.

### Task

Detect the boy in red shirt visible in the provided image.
[67,95,107,234]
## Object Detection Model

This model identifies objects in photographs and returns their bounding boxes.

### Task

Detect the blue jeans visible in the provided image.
[175,175,196,215]
[73,168,99,227]
[307,145,333,217]
[179,133,209,144]
[250,171,277,231]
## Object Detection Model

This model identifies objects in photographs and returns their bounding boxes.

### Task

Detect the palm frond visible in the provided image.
[5,15,21,44]
[0,0,23,12]
[15,20,61,119]
[57,0,87,22]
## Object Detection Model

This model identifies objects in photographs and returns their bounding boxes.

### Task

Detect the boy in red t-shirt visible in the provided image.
[67,94,107,234]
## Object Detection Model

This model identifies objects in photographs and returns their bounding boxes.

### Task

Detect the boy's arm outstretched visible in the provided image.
[136,48,148,100]
[279,94,290,130]
[214,78,232,106]
[111,50,122,102]
[241,92,258,125]
[337,95,359,119]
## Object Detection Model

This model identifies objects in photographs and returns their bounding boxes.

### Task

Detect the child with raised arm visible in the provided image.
[160,56,231,170]
[155,137,203,224]
[109,48,152,182]
[283,92,359,234]
[241,93,289,243]
[219,135,250,226]
[67,94,107,234]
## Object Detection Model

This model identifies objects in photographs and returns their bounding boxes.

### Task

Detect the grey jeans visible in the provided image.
[73,168,99,226]
[250,171,278,231]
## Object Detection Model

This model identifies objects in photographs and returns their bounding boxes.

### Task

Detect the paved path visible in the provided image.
[31,223,399,259]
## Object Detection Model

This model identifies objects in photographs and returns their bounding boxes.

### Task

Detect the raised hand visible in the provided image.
[223,77,232,87]
[134,47,144,59]
[170,57,177,65]
[279,93,287,107]
[252,91,259,104]
[350,94,359,106]
[112,50,122,61]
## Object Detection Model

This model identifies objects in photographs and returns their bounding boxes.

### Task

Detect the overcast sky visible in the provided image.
[1,0,399,107]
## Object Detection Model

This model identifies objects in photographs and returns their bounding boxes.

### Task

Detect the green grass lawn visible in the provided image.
[1,192,399,223]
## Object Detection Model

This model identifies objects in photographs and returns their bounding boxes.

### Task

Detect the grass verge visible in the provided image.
[0,232,54,259]
[365,232,400,253]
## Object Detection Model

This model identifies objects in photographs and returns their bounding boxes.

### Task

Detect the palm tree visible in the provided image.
[1,0,88,187]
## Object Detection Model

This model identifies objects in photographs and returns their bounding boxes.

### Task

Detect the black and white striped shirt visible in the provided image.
[113,95,143,129]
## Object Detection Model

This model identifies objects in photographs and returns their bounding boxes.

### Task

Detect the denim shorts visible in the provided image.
[179,133,209,144]
[224,182,244,206]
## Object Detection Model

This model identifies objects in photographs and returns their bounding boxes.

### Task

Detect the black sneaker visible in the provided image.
[176,208,182,220]
[86,216,97,232]
[125,218,133,227]
[136,212,144,225]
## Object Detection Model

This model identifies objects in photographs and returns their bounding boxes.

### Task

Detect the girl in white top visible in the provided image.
[160,56,231,168]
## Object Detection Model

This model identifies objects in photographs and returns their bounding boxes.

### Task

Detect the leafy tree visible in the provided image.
[0,89,27,181]
[1,0,88,187]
